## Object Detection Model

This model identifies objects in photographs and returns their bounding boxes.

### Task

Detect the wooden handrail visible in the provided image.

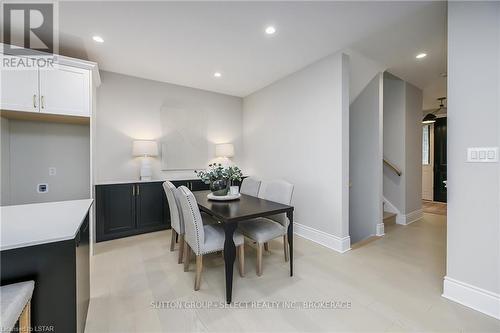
[383,158,402,176]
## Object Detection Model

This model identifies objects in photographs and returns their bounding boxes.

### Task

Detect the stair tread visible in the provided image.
[383,211,396,219]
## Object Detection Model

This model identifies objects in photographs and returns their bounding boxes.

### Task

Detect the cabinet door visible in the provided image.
[0,55,39,112]
[96,184,136,241]
[39,64,90,117]
[171,180,190,188]
[190,179,210,191]
[136,182,168,229]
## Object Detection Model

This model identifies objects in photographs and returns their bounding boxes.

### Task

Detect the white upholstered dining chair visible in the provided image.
[238,180,294,276]
[240,177,261,197]
[163,181,185,264]
[177,186,245,290]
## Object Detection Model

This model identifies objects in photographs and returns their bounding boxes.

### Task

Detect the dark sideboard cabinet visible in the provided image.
[95,179,210,242]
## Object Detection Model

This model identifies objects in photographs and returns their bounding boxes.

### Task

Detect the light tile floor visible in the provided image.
[86,214,500,332]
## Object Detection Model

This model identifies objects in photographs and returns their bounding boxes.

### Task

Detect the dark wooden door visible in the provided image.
[434,117,447,202]
[96,184,136,241]
[136,182,167,229]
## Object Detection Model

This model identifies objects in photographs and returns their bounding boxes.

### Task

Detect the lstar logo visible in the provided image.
[2,3,55,55]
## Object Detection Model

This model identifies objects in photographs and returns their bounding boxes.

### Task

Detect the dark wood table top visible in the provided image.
[193,190,293,223]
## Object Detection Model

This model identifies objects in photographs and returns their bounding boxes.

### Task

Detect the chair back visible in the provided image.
[162,181,184,234]
[240,177,261,197]
[177,186,204,255]
[258,180,294,227]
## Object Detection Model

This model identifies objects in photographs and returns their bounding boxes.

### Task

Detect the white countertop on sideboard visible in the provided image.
[0,199,93,251]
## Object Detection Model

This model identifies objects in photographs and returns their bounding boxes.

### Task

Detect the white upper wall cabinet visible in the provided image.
[0,51,97,118]
[39,65,90,117]
[0,55,40,113]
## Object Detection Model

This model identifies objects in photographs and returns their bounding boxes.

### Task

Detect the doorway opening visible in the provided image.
[422,98,447,215]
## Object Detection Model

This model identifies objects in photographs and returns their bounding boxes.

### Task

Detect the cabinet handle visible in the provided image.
[137,184,140,196]
[41,95,45,109]
[33,94,37,108]
[132,185,135,196]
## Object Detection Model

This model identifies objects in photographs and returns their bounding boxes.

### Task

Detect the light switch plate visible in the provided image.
[467,147,498,163]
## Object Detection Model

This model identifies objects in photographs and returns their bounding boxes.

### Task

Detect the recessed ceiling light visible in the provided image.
[213,72,222,78]
[416,53,427,59]
[265,26,276,35]
[92,36,104,43]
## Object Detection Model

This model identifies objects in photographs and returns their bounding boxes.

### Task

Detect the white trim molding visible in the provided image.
[397,209,423,225]
[376,223,385,236]
[443,276,500,319]
[294,222,351,253]
[383,197,400,215]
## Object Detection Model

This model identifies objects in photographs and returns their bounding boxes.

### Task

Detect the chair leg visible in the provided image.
[178,234,185,264]
[264,242,269,252]
[256,243,263,276]
[184,242,191,272]
[19,300,30,333]
[237,244,245,277]
[170,229,177,252]
[195,255,203,291]
[284,234,289,262]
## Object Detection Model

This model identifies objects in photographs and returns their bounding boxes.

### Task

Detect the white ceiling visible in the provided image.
[57,1,446,105]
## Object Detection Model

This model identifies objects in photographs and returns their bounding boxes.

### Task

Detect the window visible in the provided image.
[422,125,430,165]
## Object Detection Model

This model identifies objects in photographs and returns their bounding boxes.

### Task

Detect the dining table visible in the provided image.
[193,190,294,304]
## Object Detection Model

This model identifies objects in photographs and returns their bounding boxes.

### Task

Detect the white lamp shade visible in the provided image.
[132,140,158,157]
[215,143,234,158]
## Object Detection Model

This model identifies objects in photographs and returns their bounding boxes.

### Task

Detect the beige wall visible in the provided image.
[446,0,500,299]
[383,73,423,216]
[95,71,243,183]
[242,52,350,246]
[349,74,383,243]
[3,119,90,205]
[383,73,405,211]
[404,82,423,213]
[1,117,10,205]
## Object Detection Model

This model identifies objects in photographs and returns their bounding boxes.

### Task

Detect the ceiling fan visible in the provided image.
[422,97,447,124]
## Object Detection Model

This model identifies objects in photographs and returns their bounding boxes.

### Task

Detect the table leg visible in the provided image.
[223,222,238,303]
[287,210,294,276]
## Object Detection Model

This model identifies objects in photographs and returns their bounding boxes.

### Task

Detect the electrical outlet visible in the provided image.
[49,167,56,176]
[37,183,49,193]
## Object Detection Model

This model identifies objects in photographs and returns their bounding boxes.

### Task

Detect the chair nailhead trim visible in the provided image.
[186,194,201,255]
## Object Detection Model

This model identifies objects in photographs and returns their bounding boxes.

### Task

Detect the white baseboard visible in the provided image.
[396,209,423,225]
[294,222,351,253]
[376,223,385,236]
[442,276,500,319]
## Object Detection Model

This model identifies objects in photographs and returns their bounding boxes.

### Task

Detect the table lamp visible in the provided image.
[132,140,158,181]
[215,143,234,158]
